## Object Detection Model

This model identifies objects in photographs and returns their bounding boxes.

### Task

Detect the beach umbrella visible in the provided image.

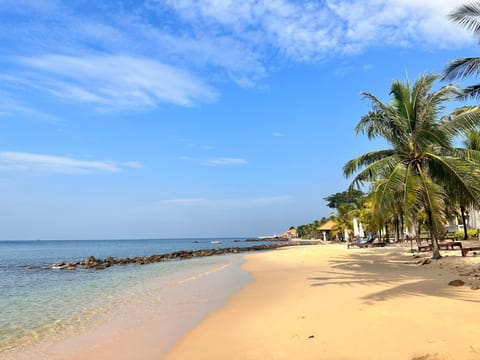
[344,228,350,241]
[353,218,359,237]
[359,222,365,238]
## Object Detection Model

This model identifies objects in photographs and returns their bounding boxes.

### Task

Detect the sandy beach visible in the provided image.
[166,243,480,360]
[8,243,480,360]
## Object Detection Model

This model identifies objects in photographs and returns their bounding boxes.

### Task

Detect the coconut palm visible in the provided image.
[443,2,480,98]
[459,128,480,238]
[333,203,356,240]
[344,74,480,259]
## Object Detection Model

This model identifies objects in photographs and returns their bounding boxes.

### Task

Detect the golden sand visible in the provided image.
[165,244,480,360]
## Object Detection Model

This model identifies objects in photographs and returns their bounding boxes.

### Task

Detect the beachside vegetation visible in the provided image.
[296,217,332,239]
[344,74,480,259]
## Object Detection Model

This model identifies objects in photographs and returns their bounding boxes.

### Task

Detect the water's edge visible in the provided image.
[2,253,253,359]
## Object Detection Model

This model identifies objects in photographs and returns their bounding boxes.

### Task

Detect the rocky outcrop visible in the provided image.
[51,243,293,270]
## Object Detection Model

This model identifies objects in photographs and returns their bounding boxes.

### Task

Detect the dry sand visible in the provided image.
[165,244,480,360]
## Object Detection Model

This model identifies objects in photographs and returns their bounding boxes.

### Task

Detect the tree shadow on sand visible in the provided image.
[308,248,480,304]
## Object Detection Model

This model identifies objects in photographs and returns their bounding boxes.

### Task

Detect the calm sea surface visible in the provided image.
[0,238,268,353]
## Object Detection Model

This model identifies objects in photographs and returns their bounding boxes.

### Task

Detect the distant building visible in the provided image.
[446,208,480,233]
[282,228,298,239]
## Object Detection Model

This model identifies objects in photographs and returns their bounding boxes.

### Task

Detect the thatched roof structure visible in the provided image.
[318,220,336,231]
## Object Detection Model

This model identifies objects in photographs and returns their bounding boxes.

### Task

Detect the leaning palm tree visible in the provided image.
[443,2,480,98]
[344,74,480,259]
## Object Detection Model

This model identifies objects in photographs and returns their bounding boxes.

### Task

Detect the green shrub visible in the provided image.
[452,229,479,240]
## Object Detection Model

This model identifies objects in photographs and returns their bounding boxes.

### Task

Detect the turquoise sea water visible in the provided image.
[0,238,265,354]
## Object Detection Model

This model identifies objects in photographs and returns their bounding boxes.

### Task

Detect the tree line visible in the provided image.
[297,2,480,259]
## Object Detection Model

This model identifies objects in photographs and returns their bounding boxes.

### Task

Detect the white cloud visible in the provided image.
[206,157,248,166]
[8,54,217,111]
[123,161,143,168]
[161,0,473,62]
[272,132,285,137]
[0,0,475,110]
[327,0,470,51]
[0,151,140,174]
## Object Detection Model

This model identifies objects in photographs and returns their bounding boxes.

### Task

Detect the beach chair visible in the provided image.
[347,237,359,249]
[358,235,386,248]
[417,240,463,253]
[462,246,480,257]
[438,241,463,251]
[416,238,432,252]
[358,237,374,248]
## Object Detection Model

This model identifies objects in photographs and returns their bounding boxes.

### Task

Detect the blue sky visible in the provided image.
[0,0,478,239]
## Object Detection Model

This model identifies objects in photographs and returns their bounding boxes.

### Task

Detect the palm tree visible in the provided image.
[333,203,356,241]
[460,128,480,237]
[344,74,480,259]
[443,2,480,98]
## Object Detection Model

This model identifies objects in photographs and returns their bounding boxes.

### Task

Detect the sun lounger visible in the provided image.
[347,238,358,249]
[358,237,386,248]
[417,243,432,252]
[439,241,463,251]
[417,241,463,253]
[348,235,385,249]
[461,246,480,257]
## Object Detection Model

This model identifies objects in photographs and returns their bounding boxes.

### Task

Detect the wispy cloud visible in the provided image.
[0,90,60,122]
[0,151,141,174]
[0,0,473,112]
[6,54,216,111]
[272,132,285,137]
[206,157,248,166]
[123,161,143,169]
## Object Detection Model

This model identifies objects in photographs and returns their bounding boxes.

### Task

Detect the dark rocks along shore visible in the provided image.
[51,243,293,270]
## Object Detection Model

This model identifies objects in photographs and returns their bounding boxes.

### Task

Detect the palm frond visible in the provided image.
[449,2,480,34]
[460,84,480,99]
[427,153,480,208]
[343,150,396,178]
[346,155,400,189]
[443,106,480,136]
[463,130,480,150]
[442,57,480,80]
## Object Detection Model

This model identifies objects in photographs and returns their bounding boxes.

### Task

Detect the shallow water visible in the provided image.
[0,238,257,354]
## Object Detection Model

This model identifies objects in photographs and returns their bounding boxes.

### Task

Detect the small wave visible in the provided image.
[175,263,230,285]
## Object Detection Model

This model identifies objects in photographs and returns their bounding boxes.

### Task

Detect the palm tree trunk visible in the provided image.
[460,206,468,240]
[426,207,441,259]
[400,211,405,242]
[394,214,400,242]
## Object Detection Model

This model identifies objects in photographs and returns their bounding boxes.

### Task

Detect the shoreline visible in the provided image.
[166,244,480,360]
[6,243,480,359]
[2,253,251,360]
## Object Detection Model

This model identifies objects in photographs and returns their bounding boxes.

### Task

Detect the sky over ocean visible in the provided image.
[0,0,477,239]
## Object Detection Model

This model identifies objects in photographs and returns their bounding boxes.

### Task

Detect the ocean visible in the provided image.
[0,238,271,357]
